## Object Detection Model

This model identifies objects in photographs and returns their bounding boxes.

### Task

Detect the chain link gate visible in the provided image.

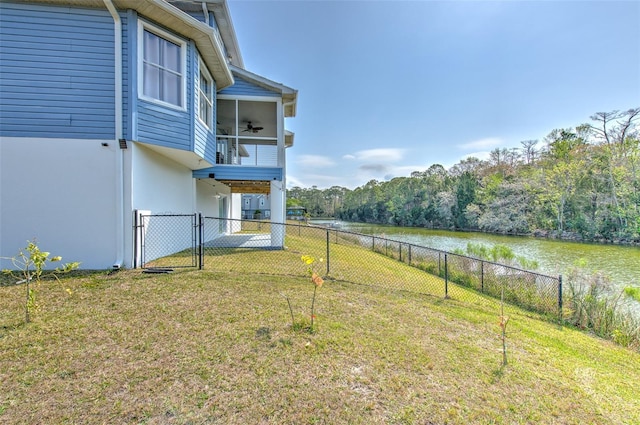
[134,211,202,269]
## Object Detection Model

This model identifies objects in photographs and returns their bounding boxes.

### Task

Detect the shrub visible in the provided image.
[2,240,79,323]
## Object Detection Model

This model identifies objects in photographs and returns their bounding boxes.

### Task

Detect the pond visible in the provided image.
[315,221,640,292]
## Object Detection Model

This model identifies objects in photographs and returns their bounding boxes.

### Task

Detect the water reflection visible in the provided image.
[323,221,639,290]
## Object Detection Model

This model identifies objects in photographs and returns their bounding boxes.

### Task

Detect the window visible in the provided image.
[139,22,185,108]
[198,63,213,128]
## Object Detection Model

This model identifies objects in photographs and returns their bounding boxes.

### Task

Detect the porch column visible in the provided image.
[270,180,285,247]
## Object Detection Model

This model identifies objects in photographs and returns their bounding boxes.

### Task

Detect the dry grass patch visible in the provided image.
[1,268,639,424]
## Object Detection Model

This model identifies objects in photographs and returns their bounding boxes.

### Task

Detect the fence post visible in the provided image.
[198,213,203,270]
[481,261,484,293]
[444,253,449,299]
[399,243,403,262]
[408,245,412,266]
[558,275,563,321]
[372,236,375,252]
[133,209,139,269]
[326,229,330,275]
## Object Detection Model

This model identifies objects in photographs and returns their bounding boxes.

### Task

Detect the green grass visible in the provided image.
[2,261,639,424]
[624,286,640,303]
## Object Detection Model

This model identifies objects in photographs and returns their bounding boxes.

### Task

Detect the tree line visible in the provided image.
[287,108,640,243]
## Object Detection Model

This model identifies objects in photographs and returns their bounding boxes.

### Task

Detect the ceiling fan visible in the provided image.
[242,121,263,133]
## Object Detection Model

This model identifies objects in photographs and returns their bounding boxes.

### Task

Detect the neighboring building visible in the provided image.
[286,206,307,221]
[241,194,271,219]
[0,0,297,269]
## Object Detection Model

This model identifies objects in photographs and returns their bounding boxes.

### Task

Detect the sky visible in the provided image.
[227,0,640,190]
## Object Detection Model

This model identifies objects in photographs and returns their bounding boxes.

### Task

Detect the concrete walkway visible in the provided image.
[204,233,273,248]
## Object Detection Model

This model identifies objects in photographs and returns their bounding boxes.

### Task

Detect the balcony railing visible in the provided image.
[217,143,278,167]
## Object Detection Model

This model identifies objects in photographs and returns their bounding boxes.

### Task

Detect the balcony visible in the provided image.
[216,139,278,167]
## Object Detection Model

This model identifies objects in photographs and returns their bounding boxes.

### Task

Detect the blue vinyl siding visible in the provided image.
[181,10,217,30]
[193,166,283,181]
[0,3,115,139]
[137,101,191,150]
[218,76,279,97]
[183,11,206,23]
[194,57,218,165]
[135,23,193,151]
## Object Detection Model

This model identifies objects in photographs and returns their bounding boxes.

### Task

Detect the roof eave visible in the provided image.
[24,0,235,89]
[127,0,234,89]
[205,0,244,68]
[229,65,298,117]
[285,130,294,148]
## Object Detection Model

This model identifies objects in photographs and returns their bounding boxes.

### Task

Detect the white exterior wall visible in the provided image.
[195,178,230,218]
[195,179,233,240]
[0,137,119,270]
[195,179,219,218]
[132,144,195,213]
[131,144,198,264]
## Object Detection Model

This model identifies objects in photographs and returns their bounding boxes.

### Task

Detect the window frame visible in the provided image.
[137,20,187,110]
[198,60,214,129]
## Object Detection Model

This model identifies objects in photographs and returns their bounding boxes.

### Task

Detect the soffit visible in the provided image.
[229,65,298,118]
[217,180,271,194]
[137,142,214,170]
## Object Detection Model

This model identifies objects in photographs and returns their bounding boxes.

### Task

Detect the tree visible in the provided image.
[585,108,640,232]
[477,182,530,234]
[2,241,79,323]
[520,139,539,165]
[454,172,478,228]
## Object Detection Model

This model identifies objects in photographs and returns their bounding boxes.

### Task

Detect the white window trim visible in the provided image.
[197,59,213,129]
[137,20,187,111]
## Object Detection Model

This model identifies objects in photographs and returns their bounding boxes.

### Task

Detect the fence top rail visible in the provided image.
[307,222,559,283]
[140,213,197,218]
[204,216,279,223]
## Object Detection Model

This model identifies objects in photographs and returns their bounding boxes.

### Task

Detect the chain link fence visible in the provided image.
[135,212,200,269]
[135,215,562,318]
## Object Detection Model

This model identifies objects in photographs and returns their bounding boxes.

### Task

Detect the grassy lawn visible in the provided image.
[1,252,639,423]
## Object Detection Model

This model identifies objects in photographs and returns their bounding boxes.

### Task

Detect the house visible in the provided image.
[0,0,297,269]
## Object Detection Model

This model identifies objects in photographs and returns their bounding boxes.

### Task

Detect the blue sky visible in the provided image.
[227,0,640,189]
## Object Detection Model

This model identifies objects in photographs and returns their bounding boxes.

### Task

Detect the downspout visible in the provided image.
[201,2,210,25]
[104,0,125,269]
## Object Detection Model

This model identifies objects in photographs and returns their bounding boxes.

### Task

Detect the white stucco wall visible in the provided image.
[131,144,200,263]
[0,137,119,270]
[195,178,229,218]
[132,144,195,213]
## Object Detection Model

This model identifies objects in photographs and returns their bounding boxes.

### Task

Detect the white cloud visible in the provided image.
[359,164,389,173]
[287,172,351,189]
[295,154,336,168]
[342,154,356,160]
[353,148,405,162]
[457,137,502,151]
